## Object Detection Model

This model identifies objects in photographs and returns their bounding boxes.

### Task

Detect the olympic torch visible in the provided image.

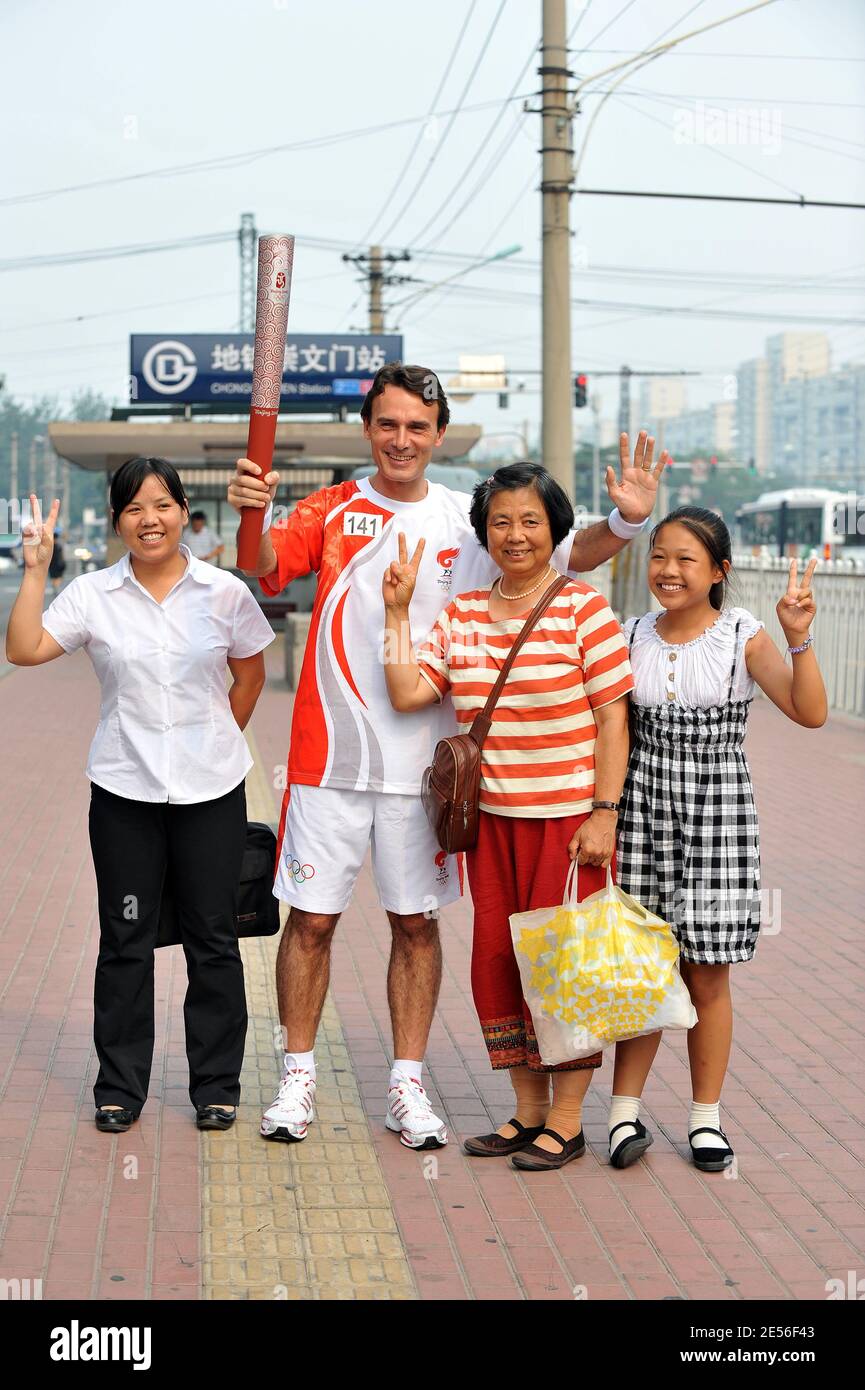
[235,234,295,570]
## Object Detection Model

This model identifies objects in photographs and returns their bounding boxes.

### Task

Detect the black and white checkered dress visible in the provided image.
[617,613,761,964]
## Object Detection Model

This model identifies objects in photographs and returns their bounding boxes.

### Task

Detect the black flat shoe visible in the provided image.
[510,1127,586,1171]
[689,1125,734,1172]
[609,1118,654,1169]
[463,1117,546,1157]
[196,1105,237,1131]
[95,1107,136,1132]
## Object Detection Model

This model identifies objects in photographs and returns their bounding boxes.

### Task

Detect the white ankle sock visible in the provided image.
[284,1050,316,1080]
[609,1094,641,1150]
[689,1100,721,1149]
[390,1058,423,1088]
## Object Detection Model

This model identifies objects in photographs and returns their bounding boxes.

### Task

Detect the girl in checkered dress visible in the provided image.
[606,507,827,1174]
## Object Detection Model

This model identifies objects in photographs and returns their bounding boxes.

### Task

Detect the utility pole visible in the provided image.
[239,212,257,333]
[591,393,602,515]
[10,431,18,513]
[342,245,412,333]
[540,0,575,498]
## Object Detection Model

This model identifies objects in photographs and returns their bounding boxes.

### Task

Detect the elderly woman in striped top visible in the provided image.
[383,462,633,1171]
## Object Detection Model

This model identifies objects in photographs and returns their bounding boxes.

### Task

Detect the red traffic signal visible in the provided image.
[574,374,588,408]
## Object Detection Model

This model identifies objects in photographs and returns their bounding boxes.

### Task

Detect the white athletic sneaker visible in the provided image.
[386,1076,448,1150]
[260,1067,316,1142]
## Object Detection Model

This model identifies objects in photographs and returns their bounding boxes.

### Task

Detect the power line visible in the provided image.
[578,0,641,51]
[0,90,530,210]
[355,0,479,250]
[576,187,865,210]
[376,0,510,246]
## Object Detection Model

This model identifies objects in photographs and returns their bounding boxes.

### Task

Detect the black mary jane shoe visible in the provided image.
[510,1127,586,1171]
[463,1117,546,1158]
[609,1118,654,1169]
[95,1107,136,1133]
[196,1105,237,1131]
[689,1126,734,1172]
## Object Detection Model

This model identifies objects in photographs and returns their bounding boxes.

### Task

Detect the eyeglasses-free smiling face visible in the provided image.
[648,521,726,610]
[485,486,555,584]
[362,384,446,491]
[116,473,188,564]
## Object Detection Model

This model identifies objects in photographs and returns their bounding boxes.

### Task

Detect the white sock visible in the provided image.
[284,1049,316,1080]
[689,1100,721,1150]
[390,1058,423,1088]
[609,1094,641,1150]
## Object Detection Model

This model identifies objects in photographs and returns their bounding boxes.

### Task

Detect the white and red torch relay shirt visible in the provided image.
[42,545,275,803]
[261,475,579,796]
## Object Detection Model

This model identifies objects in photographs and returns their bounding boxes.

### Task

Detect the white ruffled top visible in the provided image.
[624,607,764,709]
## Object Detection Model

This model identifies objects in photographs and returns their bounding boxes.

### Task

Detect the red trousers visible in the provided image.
[465,810,611,1072]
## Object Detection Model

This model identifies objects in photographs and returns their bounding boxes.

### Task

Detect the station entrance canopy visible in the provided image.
[48,418,483,564]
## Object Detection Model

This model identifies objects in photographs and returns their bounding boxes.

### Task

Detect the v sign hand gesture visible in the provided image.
[21,494,61,572]
[382,532,426,610]
[777,556,818,645]
[605,431,670,525]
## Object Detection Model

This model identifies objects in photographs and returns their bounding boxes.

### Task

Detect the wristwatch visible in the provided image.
[592,800,620,813]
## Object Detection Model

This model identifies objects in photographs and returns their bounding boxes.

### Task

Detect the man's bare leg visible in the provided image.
[275,906,340,1051]
[386,910,443,1059]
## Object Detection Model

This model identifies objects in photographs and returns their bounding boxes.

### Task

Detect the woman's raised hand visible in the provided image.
[21,494,60,571]
[604,431,670,525]
[777,556,818,645]
[382,532,425,609]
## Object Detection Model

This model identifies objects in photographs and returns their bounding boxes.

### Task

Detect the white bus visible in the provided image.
[735,488,855,559]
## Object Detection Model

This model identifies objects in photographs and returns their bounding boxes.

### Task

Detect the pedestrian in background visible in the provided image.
[5,457,275,1133]
[183,509,224,565]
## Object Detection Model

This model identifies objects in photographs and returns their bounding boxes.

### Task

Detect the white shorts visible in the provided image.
[273,783,464,916]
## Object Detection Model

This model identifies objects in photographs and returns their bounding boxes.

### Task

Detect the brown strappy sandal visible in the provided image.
[463,1117,546,1157]
[510,1127,586,1170]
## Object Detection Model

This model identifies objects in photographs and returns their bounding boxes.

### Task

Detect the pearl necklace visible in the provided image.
[495,565,553,601]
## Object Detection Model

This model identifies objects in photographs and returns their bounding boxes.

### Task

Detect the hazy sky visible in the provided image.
[2,0,864,443]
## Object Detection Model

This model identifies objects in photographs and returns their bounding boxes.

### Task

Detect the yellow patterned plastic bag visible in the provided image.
[509,864,697,1066]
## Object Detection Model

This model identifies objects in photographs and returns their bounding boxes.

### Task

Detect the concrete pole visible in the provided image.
[591,393,602,516]
[540,0,574,498]
[369,244,384,333]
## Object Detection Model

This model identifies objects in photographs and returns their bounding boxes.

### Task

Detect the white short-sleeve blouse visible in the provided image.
[624,607,764,709]
[42,544,275,803]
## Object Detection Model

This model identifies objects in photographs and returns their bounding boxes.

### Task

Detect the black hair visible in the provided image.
[650,505,733,611]
[109,457,188,533]
[360,361,450,431]
[469,461,574,550]
[189,510,207,523]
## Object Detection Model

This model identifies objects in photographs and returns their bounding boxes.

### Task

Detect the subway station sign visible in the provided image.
[129,333,403,405]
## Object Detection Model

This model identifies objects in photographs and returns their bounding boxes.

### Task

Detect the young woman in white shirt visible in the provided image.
[608,505,827,1174]
[6,457,275,1133]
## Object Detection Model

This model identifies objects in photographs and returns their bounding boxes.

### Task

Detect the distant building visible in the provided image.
[736,358,770,474]
[663,402,735,458]
[639,377,687,434]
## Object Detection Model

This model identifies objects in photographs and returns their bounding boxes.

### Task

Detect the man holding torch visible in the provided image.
[229,362,666,1150]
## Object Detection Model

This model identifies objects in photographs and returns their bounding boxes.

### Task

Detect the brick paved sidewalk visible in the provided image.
[1,638,863,1301]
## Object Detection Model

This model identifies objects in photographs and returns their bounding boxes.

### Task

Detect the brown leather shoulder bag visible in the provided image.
[420,573,571,854]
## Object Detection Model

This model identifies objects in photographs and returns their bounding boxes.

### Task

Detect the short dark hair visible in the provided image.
[650,505,733,610]
[360,361,450,431]
[469,461,574,550]
[189,510,207,523]
[109,457,188,533]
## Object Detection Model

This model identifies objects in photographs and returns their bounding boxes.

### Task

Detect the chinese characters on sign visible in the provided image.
[130,333,403,405]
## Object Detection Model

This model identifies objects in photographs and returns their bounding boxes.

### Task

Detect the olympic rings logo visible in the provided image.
[287,859,315,883]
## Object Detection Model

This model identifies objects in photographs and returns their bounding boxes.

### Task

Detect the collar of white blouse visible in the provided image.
[104,543,216,598]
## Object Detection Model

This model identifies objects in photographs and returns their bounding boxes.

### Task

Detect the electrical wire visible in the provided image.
[375,0,510,246]
[355,0,479,250]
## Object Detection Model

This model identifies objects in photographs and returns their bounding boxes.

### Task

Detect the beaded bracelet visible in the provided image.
[787,635,813,655]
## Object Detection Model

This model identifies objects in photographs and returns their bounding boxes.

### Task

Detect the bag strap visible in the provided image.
[468,572,571,747]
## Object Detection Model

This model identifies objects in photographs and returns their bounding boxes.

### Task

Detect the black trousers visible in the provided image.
[88,780,248,1114]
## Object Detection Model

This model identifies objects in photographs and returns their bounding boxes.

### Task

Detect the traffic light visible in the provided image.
[574,374,588,408]
[710,455,718,471]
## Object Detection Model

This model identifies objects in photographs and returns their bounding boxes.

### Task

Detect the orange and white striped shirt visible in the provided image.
[416,581,633,818]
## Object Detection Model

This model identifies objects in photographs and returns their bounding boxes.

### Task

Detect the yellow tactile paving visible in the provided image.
[200,721,418,1301]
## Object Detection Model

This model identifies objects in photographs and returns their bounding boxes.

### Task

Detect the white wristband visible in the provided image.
[261,502,274,531]
[607,507,648,540]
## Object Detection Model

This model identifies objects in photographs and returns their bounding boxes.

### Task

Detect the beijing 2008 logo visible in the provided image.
[288,859,315,883]
[436,547,460,590]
